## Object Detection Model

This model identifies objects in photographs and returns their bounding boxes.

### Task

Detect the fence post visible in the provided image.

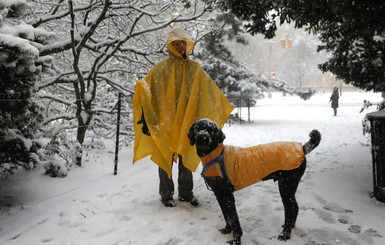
[114,92,122,175]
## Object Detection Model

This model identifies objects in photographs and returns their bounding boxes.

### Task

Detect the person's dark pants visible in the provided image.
[159,155,193,203]
[203,176,243,239]
[333,108,337,116]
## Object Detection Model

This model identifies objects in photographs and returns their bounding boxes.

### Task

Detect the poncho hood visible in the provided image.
[132,26,233,178]
[166,26,195,59]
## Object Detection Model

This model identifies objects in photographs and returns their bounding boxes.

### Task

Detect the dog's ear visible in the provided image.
[213,127,226,144]
[187,122,197,145]
[189,135,196,146]
[205,120,225,144]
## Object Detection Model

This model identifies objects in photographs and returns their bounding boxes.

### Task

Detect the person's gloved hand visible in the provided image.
[137,119,150,136]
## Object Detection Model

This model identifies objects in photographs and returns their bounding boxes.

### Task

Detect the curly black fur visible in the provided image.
[188,119,225,157]
[188,119,322,244]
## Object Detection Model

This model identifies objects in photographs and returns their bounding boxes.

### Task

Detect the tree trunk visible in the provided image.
[75,123,86,167]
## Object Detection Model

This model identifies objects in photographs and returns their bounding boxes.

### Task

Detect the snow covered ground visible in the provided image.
[1,91,385,245]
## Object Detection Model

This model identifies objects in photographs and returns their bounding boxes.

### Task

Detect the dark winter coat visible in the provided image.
[330,90,339,108]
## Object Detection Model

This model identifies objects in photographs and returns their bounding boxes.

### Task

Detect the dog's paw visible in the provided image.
[277,228,292,241]
[227,237,241,245]
[162,199,176,207]
[219,225,232,234]
[227,234,242,245]
[178,196,199,206]
[189,197,199,206]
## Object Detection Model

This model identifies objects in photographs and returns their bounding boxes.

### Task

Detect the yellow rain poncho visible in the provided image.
[133,26,233,177]
[201,142,304,191]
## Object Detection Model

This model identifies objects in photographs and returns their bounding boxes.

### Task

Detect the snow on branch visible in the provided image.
[38,37,81,56]
[29,1,101,28]
[43,113,76,125]
[37,72,77,89]
[98,75,134,96]
[37,94,73,106]
[0,33,39,56]
[268,77,315,100]
[17,0,215,170]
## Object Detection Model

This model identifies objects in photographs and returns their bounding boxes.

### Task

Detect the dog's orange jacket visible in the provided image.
[201,142,304,191]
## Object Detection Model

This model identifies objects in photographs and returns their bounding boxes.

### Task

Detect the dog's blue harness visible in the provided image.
[200,151,232,190]
[200,151,223,177]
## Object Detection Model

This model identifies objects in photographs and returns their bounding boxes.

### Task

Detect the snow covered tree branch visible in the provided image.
[0,0,46,175]
[26,0,214,170]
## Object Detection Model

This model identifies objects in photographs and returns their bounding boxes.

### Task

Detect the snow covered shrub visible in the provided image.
[83,138,106,150]
[42,133,80,177]
[0,1,45,176]
[360,99,385,135]
[43,160,68,178]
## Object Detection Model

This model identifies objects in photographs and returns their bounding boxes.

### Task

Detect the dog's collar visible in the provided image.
[200,143,224,165]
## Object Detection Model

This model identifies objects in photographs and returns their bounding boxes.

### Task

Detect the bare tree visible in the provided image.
[26,0,213,168]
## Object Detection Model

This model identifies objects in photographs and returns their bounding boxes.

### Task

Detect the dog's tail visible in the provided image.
[303,129,321,155]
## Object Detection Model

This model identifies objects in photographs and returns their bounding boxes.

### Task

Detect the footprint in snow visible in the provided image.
[323,202,350,213]
[338,215,352,224]
[364,228,382,238]
[348,225,362,233]
[314,208,336,223]
[313,194,327,206]
[165,237,182,245]
[241,217,263,232]
[303,228,361,245]
[314,194,353,214]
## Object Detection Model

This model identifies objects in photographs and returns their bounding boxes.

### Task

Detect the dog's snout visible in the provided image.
[196,131,212,145]
[197,131,209,139]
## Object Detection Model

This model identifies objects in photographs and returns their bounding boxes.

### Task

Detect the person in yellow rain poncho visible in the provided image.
[132,26,233,207]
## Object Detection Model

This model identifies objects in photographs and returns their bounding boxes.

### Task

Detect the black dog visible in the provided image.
[187,119,321,244]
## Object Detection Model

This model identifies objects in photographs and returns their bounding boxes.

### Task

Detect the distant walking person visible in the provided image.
[329,87,339,116]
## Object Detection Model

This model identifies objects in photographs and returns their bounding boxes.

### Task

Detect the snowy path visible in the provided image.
[1,91,385,245]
